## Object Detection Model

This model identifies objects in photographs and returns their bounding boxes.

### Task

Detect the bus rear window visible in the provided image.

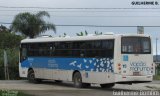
[121,37,151,54]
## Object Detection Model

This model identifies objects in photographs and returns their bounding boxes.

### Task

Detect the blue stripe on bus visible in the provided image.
[21,57,114,72]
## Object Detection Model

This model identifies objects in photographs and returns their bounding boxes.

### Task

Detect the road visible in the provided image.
[0,80,160,96]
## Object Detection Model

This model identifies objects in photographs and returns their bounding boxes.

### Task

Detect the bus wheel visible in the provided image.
[55,80,62,83]
[83,83,91,88]
[100,83,115,88]
[73,72,83,88]
[28,69,41,83]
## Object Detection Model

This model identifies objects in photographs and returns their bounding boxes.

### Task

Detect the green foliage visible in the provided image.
[76,30,88,36]
[0,91,32,96]
[11,11,56,38]
[0,25,23,80]
[0,25,11,33]
[59,33,67,37]
[153,75,160,80]
[76,30,103,36]
[95,31,102,35]
[0,32,22,49]
[0,48,20,80]
[18,92,33,96]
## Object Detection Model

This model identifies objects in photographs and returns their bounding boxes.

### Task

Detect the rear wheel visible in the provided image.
[73,72,84,88]
[83,83,91,88]
[55,80,62,83]
[73,72,91,88]
[100,83,115,88]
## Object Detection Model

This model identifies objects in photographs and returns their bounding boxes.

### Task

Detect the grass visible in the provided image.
[18,92,33,96]
[0,90,33,96]
[153,75,160,80]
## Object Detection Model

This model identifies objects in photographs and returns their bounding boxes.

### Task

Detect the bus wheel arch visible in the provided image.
[28,68,33,72]
[72,70,80,81]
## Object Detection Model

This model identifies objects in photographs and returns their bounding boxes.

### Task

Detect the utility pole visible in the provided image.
[137,26,144,34]
[4,50,9,80]
[156,38,158,62]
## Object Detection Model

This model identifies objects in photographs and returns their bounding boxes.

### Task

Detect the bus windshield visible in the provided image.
[121,37,151,54]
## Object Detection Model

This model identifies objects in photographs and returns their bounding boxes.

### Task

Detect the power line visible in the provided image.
[0,22,160,27]
[0,6,160,10]
[0,10,160,13]
[1,14,160,17]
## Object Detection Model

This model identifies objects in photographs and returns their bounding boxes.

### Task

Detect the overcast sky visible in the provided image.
[0,0,160,54]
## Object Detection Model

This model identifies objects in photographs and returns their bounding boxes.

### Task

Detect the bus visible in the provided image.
[19,34,154,88]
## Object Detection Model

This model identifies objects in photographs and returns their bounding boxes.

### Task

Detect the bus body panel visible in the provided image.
[115,54,153,83]
[20,57,115,84]
[19,63,28,78]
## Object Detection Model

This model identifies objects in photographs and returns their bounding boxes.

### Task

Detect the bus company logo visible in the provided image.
[130,61,146,66]
[130,61,151,71]
[48,60,58,68]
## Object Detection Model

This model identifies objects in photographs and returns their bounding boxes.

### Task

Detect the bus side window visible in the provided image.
[142,40,150,52]
[101,40,114,58]
[50,45,55,56]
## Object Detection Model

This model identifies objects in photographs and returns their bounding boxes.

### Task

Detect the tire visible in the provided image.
[28,69,41,83]
[73,72,84,88]
[36,79,42,83]
[100,83,115,88]
[55,80,62,83]
[83,83,91,88]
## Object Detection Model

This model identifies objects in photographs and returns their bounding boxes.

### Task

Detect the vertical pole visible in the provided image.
[4,50,7,80]
[4,50,9,80]
[156,38,158,62]
[137,26,144,34]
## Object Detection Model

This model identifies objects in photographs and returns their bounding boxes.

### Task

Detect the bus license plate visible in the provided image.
[133,72,140,76]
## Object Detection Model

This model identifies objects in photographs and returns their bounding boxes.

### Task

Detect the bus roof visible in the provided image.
[21,34,150,43]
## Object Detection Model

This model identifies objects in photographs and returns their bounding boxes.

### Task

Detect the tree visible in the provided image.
[0,25,23,80]
[95,31,102,35]
[11,11,56,38]
[0,32,22,49]
[0,25,11,33]
[0,25,22,49]
[59,33,67,37]
[76,30,88,36]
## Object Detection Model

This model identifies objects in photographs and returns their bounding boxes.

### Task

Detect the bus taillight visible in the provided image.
[117,63,121,73]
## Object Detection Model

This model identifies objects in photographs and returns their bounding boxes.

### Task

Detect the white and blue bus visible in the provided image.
[19,34,154,88]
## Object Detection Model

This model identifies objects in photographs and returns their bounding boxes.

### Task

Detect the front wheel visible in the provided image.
[100,83,115,88]
[28,69,41,83]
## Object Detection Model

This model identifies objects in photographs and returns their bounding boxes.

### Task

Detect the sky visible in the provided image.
[0,0,160,54]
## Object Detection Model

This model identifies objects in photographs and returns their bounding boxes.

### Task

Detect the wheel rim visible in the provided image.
[29,72,35,81]
[75,78,81,86]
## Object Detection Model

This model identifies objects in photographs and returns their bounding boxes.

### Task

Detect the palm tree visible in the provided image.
[59,33,67,37]
[11,11,56,38]
[95,31,102,35]
[76,30,88,36]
